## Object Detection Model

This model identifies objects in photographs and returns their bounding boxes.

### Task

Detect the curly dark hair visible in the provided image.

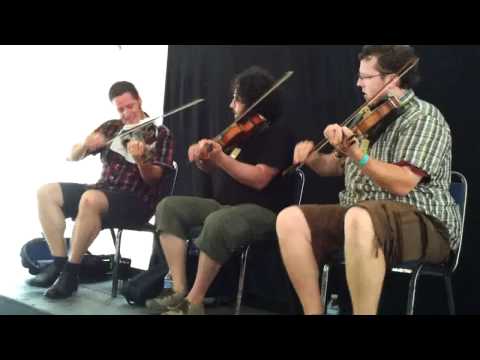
[108,81,140,102]
[230,66,282,122]
[358,45,420,89]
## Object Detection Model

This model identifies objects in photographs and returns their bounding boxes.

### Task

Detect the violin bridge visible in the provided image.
[230,147,242,159]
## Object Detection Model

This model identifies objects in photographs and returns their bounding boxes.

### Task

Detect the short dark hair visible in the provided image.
[108,81,140,102]
[358,45,420,89]
[230,66,282,121]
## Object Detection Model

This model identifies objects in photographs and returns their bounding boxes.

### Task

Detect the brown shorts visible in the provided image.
[299,200,451,268]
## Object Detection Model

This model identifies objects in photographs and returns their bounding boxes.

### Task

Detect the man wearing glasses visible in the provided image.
[276,45,461,315]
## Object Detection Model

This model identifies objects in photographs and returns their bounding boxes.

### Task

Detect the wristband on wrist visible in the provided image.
[358,154,369,168]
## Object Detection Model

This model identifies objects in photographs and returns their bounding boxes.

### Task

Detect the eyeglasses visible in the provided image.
[358,73,384,81]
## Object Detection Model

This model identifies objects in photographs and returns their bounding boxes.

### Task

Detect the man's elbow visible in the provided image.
[144,167,164,185]
[252,176,273,191]
[391,183,416,197]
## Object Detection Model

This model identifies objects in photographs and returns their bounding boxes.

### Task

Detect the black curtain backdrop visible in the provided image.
[163,45,480,314]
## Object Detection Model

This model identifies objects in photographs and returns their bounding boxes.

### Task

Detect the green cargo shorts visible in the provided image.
[155,196,277,264]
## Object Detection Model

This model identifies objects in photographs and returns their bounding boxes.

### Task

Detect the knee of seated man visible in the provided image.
[37,183,60,203]
[155,196,179,218]
[78,190,107,213]
[202,209,250,244]
[345,206,372,228]
[344,206,376,247]
[276,206,304,236]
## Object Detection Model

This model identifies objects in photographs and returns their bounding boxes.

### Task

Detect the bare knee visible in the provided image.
[344,207,375,248]
[37,183,63,207]
[276,206,311,245]
[78,190,108,216]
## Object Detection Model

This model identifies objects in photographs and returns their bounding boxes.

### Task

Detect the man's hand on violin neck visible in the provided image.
[324,125,360,158]
[188,139,223,164]
[127,140,146,162]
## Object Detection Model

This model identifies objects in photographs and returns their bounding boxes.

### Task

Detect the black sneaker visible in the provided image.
[44,271,79,299]
[26,263,62,288]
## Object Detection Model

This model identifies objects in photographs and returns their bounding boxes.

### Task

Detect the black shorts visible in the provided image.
[60,183,153,228]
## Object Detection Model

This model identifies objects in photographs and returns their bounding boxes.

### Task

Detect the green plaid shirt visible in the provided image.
[339,90,461,250]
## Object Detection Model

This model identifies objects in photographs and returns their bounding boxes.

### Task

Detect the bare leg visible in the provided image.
[344,207,386,315]
[186,252,222,305]
[37,183,67,257]
[159,233,188,294]
[277,206,323,315]
[69,190,108,264]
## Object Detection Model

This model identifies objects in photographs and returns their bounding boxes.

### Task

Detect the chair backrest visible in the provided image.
[168,161,179,196]
[160,160,178,197]
[449,170,468,273]
[292,168,306,206]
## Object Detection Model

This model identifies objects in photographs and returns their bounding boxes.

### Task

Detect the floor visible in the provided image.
[0,264,275,315]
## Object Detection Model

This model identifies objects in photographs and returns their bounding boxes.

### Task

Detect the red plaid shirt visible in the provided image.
[86,119,174,213]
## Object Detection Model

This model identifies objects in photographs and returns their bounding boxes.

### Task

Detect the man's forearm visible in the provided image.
[68,143,88,161]
[216,153,275,190]
[137,162,164,184]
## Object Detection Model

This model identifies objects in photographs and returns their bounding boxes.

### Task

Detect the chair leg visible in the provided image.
[406,263,424,315]
[235,246,250,315]
[111,229,123,298]
[320,264,330,315]
[444,274,456,315]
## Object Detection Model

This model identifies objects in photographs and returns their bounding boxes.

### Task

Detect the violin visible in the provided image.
[206,113,269,156]
[199,71,294,159]
[66,98,204,162]
[105,98,205,147]
[120,123,157,148]
[349,94,401,140]
[282,58,419,176]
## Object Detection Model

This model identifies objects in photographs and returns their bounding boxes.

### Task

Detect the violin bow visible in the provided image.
[233,70,294,124]
[105,98,205,146]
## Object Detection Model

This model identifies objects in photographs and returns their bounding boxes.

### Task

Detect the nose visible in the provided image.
[229,98,235,109]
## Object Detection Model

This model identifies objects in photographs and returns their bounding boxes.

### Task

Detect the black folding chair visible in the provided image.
[234,168,305,314]
[109,161,178,297]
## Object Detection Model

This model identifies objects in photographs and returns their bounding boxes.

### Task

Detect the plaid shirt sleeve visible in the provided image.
[87,119,123,157]
[151,125,175,169]
[392,113,450,176]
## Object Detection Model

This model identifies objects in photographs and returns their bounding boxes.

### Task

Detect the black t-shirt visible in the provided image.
[209,122,294,213]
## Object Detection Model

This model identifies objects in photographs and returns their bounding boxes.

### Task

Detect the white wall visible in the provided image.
[0,45,169,271]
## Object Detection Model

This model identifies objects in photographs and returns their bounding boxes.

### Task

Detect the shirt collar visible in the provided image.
[399,89,415,106]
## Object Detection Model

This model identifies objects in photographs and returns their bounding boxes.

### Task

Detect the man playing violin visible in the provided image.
[147,66,294,315]
[28,81,174,299]
[276,45,461,314]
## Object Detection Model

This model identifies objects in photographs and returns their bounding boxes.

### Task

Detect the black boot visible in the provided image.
[27,257,67,288]
[44,263,79,299]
